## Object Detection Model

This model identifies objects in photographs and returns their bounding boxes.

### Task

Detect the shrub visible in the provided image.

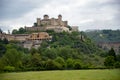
[73,62,82,69]
[104,56,115,68]
[114,61,120,68]
[4,66,15,72]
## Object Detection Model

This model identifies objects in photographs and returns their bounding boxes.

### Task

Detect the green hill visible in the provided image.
[85,30,120,43]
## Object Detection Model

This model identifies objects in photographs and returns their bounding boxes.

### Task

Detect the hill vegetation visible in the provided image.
[85,29,120,43]
[0,30,120,72]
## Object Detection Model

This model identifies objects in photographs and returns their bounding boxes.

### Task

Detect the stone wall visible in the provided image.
[25,14,69,32]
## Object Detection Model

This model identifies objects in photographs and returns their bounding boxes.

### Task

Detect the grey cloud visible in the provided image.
[0,0,119,31]
[0,25,12,32]
[0,0,50,20]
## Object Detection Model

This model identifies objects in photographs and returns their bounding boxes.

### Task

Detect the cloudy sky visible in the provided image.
[0,0,120,32]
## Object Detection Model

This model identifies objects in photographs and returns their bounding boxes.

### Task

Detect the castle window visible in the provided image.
[37,34,39,38]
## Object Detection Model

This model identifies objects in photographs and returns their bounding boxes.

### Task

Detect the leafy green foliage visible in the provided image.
[108,48,116,61]
[104,56,115,68]
[55,57,66,69]
[3,66,15,72]
[0,31,111,72]
[73,61,82,69]
[12,27,26,34]
[104,48,120,68]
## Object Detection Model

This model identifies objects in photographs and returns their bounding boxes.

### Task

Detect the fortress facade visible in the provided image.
[25,14,77,32]
[0,14,78,49]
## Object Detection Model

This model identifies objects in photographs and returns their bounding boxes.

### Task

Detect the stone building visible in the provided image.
[0,32,52,49]
[23,32,52,49]
[25,14,70,32]
[71,26,79,32]
[27,32,52,41]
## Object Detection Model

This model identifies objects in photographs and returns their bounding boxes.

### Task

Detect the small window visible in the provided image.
[37,34,39,38]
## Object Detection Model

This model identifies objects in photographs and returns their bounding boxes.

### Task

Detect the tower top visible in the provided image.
[43,14,49,19]
[58,14,62,17]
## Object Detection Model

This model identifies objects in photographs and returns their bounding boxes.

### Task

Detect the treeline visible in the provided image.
[0,31,120,72]
[104,48,120,68]
[85,29,120,42]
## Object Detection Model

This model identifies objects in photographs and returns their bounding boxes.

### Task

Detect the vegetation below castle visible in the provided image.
[0,31,120,72]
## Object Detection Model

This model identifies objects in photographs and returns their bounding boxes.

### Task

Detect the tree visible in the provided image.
[108,48,116,61]
[104,56,115,68]
[66,58,74,69]
[30,48,38,55]
[3,38,9,44]
[31,53,41,67]
[73,61,82,69]
[2,49,22,69]
[19,27,26,34]
[0,28,2,33]
[0,43,6,57]
[114,61,120,68]
[43,48,57,59]
[12,29,18,34]
[55,57,66,69]
[0,59,4,71]
[58,46,72,59]
[45,59,59,70]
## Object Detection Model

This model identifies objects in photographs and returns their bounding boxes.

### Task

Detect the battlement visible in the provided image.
[25,14,78,32]
[36,14,67,27]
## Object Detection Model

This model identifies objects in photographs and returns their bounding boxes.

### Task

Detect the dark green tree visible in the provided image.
[3,38,9,44]
[66,58,74,69]
[0,28,2,33]
[114,61,120,68]
[43,48,57,59]
[45,59,60,70]
[30,48,38,55]
[108,48,116,61]
[73,61,82,69]
[30,53,41,67]
[0,43,6,57]
[55,57,66,69]
[104,56,115,68]
[12,29,18,34]
[19,27,26,34]
[2,49,22,69]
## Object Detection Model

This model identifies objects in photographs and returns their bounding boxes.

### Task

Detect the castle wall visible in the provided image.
[25,27,46,31]
[25,15,71,32]
[36,15,68,27]
[41,20,51,26]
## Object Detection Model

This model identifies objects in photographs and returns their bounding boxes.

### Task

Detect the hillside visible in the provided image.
[85,30,120,43]
[0,30,106,71]
[0,29,120,72]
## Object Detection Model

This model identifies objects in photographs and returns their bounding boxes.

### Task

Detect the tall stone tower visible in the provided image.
[58,14,62,26]
[44,14,49,20]
[58,14,62,21]
[37,18,41,26]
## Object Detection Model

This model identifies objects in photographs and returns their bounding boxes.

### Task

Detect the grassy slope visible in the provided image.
[0,69,120,80]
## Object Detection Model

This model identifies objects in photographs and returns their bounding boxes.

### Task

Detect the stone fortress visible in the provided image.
[0,14,78,49]
[25,14,78,32]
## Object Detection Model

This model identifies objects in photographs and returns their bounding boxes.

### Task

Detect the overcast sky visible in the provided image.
[0,0,120,32]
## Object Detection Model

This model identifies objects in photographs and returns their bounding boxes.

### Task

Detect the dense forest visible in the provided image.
[0,30,120,72]
[85,29,120,43]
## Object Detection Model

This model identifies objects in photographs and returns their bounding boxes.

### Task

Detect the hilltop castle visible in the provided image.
[25,14,78,32]
[0,14,78,49]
